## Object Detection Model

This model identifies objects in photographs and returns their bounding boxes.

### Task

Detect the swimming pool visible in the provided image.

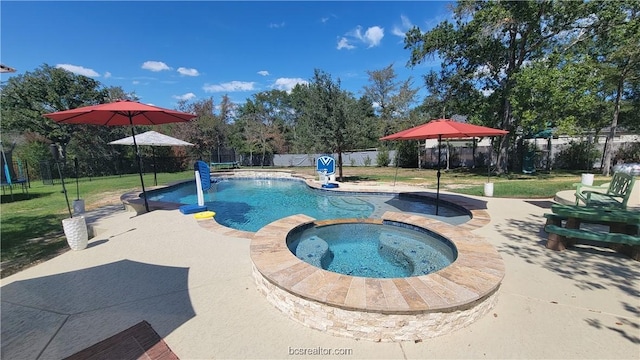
[147,178,471,232]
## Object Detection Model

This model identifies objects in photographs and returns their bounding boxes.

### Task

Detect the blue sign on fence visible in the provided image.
[316,155,336,175]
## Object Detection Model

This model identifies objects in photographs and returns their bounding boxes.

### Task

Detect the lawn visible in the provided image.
[0,166,598,277]
[0,171,193,277]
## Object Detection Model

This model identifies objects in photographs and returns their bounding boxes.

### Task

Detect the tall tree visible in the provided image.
[174,96,232,161]
[0,64,108,158]
[509,55,609,136]
[233,90,291,166]
[363,64,419,136]
[405,1,585,173]
[296,69,363,180]
[582,0,640,175]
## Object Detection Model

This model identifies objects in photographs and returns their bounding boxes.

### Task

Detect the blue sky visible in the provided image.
[2,1,452,109]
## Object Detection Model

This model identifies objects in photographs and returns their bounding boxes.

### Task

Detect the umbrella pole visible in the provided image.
[74,157,80,200]
[436,135,441,216]
[488,137,492,183]
[153,147,157,186]
[393,146,399,186]
[129,120,150,213]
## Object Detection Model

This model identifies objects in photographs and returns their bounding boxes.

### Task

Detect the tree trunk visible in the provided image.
[496,97,513,174]
[337,147,343,181]
[602,76,623,176]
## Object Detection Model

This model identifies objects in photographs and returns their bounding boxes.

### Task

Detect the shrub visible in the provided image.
[396,141,418,168]
[363,155,372,167]
[376,149,390,167]
[614,142,640,164]
[554,140,600,170]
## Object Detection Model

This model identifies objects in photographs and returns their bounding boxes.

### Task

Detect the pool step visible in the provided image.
[295,236,332,268]
[328,197,372,212]
[378,233,444,276]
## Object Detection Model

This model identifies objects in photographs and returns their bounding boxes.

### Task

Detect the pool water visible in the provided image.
[148,178,470,232]
[287,222,456,278]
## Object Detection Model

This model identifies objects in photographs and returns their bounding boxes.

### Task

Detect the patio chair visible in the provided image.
[575,171,635,209]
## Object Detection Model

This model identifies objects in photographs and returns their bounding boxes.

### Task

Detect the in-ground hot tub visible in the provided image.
[287,221,457,279]
[250,212,505,342]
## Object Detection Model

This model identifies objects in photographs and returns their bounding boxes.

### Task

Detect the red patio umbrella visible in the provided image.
[381,119,508,214]
[44,100,197,212]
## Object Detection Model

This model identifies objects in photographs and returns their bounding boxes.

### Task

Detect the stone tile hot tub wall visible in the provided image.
[250,212,505,342]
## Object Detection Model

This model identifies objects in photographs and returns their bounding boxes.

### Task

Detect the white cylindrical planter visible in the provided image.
[62,216,88,251]
[581,173,594,186]
[329,174,336,182]
[73,199,85,215]
[484,182,494,197]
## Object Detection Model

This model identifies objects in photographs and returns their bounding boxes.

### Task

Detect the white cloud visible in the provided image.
[269,22,285,28]
[272,78,308,92]
[103,71,112,79]
[321,14,337,24]
[337,37,355,50]
[55,64,100,77]
[341,25,384,50]
[257,70,270,76]
[392,15,413,37]
[203,81,256,92]
[173,92,196,101]
[362,26,384,47]
[142,61,171,72]
[177,67,199,76]
[132,80,140,85]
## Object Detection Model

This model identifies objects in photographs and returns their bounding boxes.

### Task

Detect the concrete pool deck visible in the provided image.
[1,181,639,359]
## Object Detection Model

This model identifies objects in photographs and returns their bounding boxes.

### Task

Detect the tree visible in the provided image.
[1,64,109,158]
[295,69,367,180]
[405,1,585,173]
[509,55,609,136]
[68,86,140,176]
[174,96,232,161]
[581,1,640,175]
[363,64,419,137]
[232,90,291,166]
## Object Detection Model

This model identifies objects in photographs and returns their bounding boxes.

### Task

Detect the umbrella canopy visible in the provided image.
[44,100,197,212]
[380,118,508,140]
[108,130,193,147]
[381,118,508,215]
[109,131,193,186]
[43,100,196,126]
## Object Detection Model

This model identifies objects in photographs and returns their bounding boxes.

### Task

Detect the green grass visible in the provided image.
[0,167,599,277]
[0,171,192,277]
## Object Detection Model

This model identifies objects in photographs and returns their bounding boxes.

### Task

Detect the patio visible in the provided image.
[1,182,638,359]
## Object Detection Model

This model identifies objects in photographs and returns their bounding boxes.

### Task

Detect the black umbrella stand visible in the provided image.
[128,118,150,213]
[50,144,72,218]
[74,157,80,200]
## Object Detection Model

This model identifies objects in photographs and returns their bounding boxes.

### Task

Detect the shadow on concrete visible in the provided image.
[495,214,640,343]
[1,259,195,359]
[524,200,555,209]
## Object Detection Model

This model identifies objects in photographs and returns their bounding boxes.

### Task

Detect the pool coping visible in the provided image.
[250,211,504,314]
